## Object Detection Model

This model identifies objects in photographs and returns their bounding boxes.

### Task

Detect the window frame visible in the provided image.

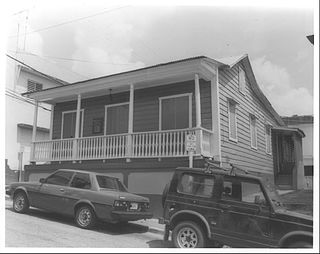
[70,172,92,190]
[27,79,43,93]
[265,123,272,155]
[104,102,129,135]
[158,93,192,131]
[61,109,84,139]
[238,66,246,95]
[176,172,215,198]
[45,170,74,186]
[228,99,238,142]
[249,114,258,149]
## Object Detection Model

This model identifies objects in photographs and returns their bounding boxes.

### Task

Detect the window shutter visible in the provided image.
[228,101,237,140]
[27,80,43,92]
[239,67,246,94]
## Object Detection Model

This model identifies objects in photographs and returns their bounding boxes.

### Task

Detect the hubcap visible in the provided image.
[14,195,25,211]
[78,208,92,227]
[177,226,198,248]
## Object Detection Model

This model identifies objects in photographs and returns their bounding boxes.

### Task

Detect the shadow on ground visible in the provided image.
[6,205,149,235]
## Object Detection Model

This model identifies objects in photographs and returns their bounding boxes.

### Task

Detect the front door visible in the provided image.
[105,103,129,135]
[61,110,84,139]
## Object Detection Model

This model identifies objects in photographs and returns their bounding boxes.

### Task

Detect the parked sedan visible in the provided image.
[6,169,153,229]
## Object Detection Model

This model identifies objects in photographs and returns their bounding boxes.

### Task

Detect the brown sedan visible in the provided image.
[6,169,153,229]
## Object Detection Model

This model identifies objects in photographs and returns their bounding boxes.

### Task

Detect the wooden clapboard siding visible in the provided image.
[52,79,212,139]
[219,63,278,175]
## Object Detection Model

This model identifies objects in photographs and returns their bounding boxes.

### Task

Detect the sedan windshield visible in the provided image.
[96,175,128,192]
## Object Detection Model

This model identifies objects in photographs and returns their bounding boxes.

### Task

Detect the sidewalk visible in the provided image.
[132,218,165,235]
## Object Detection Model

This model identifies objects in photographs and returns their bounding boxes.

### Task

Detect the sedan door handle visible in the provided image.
[59,188,65,192]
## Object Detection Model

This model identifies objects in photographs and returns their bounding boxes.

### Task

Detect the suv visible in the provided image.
[159,165,313,248]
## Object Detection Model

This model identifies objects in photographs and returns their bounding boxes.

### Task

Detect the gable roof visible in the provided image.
[22,54,284,125]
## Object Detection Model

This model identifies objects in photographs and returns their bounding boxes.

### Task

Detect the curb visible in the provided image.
[147,225,165,235]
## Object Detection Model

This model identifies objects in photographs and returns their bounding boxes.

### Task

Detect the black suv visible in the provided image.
[159,165,313,248]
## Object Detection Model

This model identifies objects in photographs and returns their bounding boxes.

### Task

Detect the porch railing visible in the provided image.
[31,127,214,162]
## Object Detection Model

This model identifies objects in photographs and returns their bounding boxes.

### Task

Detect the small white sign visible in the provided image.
[186,134,197,152]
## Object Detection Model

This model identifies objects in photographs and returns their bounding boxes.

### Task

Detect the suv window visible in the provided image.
[241,181,267,205]
[177,173,214,197]
[70,173,91,189]
[46,171,74,186]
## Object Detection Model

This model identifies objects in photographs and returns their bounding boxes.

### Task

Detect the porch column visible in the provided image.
[49,105,55,140]
[211,68,221,163]
[195,74,202,128]
[194,74,202,156]
[293,134,305,189]
[30,101,39,163]
[127,84,134,161]
[73,94,81,161]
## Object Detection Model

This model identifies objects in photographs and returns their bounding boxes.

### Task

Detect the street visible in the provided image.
[5,199,172,248]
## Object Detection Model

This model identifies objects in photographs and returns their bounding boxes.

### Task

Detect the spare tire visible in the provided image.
[162,182,170,208]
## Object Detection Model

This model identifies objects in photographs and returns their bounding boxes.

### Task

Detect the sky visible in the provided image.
[2,0,317,117]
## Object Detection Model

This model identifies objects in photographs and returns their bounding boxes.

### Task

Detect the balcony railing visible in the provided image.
[31,127,214,162]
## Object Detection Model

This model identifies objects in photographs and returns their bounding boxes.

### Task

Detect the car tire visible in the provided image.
[288,241,312,248]
[13,192,29,213]
[172,221,206,248]
[75,205,96,229]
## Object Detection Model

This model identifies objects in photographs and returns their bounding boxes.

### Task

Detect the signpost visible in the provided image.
[186,134,197,168]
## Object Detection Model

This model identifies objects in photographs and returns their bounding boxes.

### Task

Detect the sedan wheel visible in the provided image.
[75,206,96,229]
[172,221,206,248]
[13,192,29,213]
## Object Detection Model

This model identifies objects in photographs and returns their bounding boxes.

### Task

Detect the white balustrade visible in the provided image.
[31,128,213,162]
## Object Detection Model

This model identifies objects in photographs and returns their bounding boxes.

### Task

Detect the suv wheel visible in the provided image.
[75,205,96,229]
[288,241,312,248]
[13,192,29,213]
[172,221,206,248]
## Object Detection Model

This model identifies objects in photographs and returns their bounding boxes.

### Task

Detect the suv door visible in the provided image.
[33,170,74,213]
[216,176,277,247]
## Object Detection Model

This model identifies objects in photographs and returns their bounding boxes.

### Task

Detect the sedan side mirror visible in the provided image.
[39,178,46,183]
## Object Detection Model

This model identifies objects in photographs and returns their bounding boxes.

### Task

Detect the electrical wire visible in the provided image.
[8,5,129,39]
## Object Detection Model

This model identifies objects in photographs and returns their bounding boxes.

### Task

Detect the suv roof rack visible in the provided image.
[204,158,249,176]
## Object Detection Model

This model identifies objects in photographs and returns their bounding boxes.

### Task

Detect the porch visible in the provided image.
[31,127,213,162]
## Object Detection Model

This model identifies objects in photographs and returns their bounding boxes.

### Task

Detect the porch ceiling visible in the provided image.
[23,58,218,104]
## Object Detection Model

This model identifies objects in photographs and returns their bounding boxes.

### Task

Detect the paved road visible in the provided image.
[5,199,172,248]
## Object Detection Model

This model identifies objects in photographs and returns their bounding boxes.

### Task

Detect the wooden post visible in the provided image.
[49,105,55,140]
[211,68,222,163]
[127,84,134,162]
[194,74,202,155]
[195,74,201,128]
[73,94,81,161]
[30,101,39,163]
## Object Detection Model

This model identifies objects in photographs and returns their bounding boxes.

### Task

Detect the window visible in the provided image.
[265,124,272,154]
[250,114,257,149]
[238,67,246,94]
[27,80,43,92]
[105,103,129,135]
[96,175,127,192]
[61,110,84,139]
[46,171,74,186]
[241,181,266,206]
[70,173,91,189]
[159,94,192,130]
[228,100,237,141]
[177,173,214,197]
[222,179,241,201]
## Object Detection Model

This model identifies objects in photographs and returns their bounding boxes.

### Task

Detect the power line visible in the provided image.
[8,5,129,39]
[8,50,136,66]
[5,89,51,111]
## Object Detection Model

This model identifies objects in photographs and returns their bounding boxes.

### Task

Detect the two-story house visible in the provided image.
[5,59,67,182]
[22,55,305,217]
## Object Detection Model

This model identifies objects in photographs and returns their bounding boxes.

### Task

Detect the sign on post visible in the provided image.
[186,134,197,168]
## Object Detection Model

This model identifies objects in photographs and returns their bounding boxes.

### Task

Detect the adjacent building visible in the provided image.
[22,55,306,216]
[5,57,67,182]
[282,115,313,189]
